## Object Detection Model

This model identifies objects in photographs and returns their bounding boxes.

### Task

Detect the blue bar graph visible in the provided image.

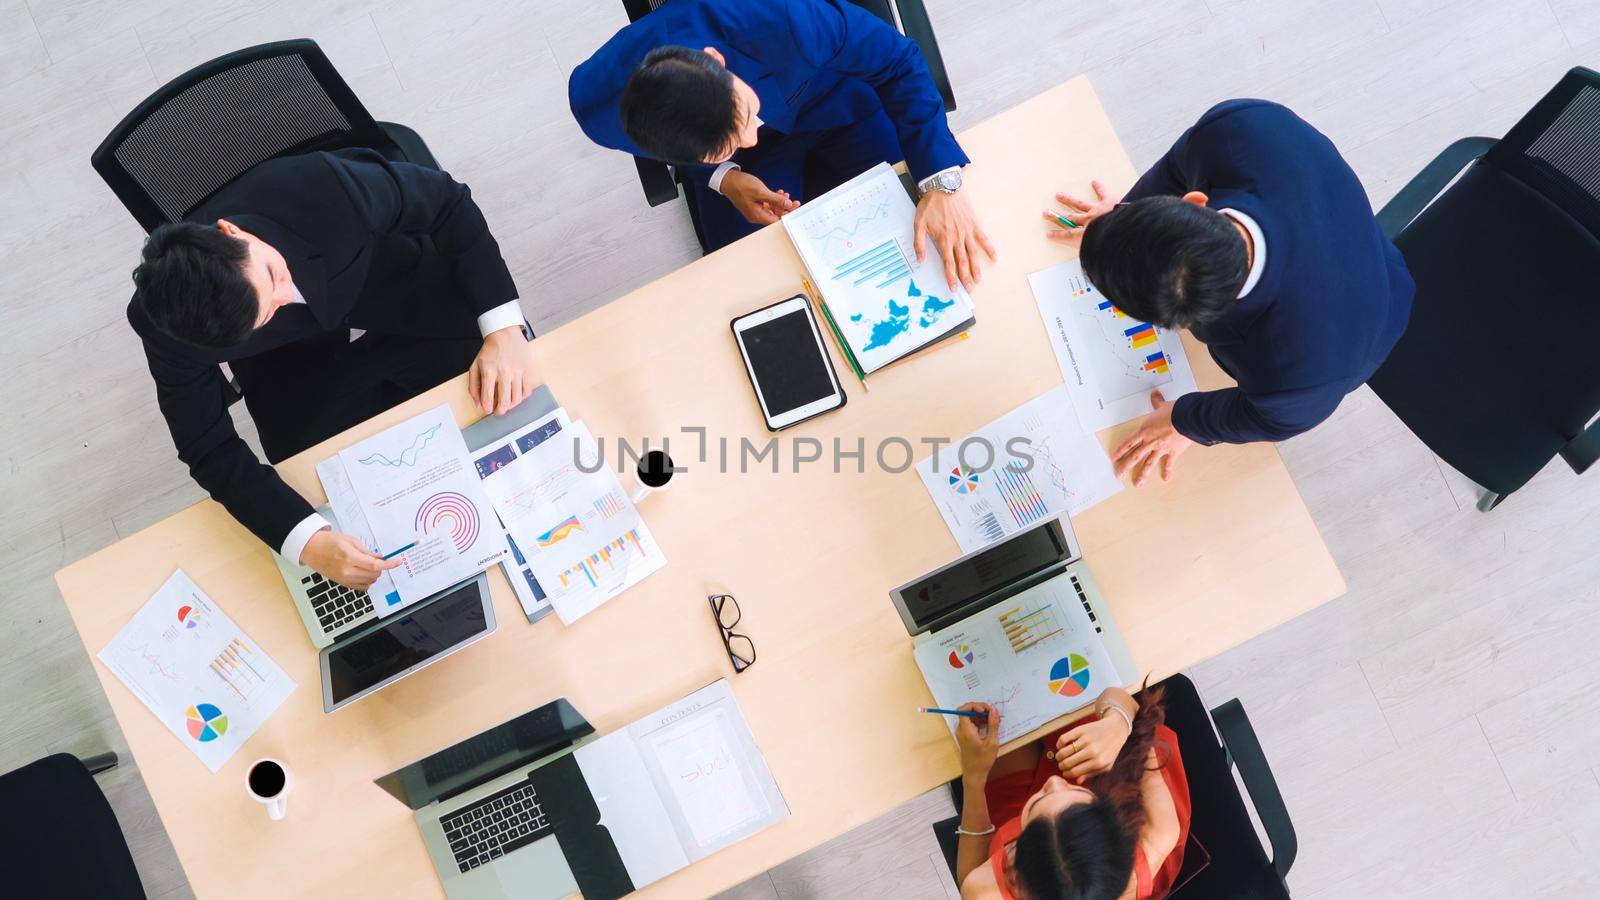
[831,239,912,288]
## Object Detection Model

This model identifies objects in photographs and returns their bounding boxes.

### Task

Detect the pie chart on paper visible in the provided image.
[184,703,229,742]
[947,643,976,669]
[1046,653,1092,698]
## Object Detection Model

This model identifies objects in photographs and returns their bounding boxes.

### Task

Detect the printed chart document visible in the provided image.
[98,570,295,773]
[574,680,788,889]
[917,386,1122,553]
[316,454,401,611]
[1030,259,1198,430]
[914,577,1126,744]
[471,407,576,622]
[478,418,665,624]
[333,404,505,604]
[784,162,975,373]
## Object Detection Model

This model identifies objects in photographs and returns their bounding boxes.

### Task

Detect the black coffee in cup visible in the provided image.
[249,759,286,797]
[638,450,676,489]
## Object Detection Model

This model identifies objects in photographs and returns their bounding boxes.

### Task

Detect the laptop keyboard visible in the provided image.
[441,781,551,873]
[301,572,368,633]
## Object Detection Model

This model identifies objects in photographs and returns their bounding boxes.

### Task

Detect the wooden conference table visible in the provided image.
[57,77,1343,898]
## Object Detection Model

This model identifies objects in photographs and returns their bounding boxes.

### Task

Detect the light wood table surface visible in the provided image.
[56,77,1342,899]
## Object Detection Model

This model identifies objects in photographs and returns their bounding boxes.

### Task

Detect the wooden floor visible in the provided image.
[2,1,1597,897]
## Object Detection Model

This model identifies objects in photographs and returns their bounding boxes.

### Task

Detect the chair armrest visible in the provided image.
[1212,698,1296,881]
[1376,136,1497,240]
[378,122,440,170]
[1559,415,1600,475]
[633,156,681,207]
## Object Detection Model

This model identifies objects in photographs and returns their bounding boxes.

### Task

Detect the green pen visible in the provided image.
[1053,213,1080,229]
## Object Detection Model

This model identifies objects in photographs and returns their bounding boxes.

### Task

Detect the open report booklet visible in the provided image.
[574,679,788,889]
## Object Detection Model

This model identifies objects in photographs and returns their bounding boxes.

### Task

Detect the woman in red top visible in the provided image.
[952,686,1191,900]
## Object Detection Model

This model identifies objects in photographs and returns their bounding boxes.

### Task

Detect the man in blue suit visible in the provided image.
[1047,100,1414,486]
[569,0,994,287]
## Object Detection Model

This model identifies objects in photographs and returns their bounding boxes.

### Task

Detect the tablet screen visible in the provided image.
[741,308,838,416]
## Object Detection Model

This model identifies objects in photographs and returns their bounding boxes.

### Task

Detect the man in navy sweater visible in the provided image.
[569,0,994,286]
[1049,100,1414,485]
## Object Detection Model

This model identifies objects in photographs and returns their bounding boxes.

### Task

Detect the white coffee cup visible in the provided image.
[629,450,678,504]
[246,758,293,821]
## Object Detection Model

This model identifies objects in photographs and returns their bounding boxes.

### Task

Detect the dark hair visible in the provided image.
[131,222,258,348]
[620,46,739,165]
[1011,686,1168,900]
[1080,197,1249,329]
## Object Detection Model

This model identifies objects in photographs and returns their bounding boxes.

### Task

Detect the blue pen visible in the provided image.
[380,541,417,560]
[918,706,988,720]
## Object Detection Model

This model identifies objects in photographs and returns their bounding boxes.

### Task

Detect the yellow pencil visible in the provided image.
[801,275,869,393]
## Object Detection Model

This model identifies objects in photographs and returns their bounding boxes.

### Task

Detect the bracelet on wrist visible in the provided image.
[955,823,996,837]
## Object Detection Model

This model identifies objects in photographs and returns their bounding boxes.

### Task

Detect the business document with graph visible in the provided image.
[913,575,1127,745]
[1029,258,1198,431]
[783,162,975,373]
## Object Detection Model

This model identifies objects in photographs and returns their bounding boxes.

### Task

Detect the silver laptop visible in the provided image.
[888,513,1136,676]
[374,701,625,900]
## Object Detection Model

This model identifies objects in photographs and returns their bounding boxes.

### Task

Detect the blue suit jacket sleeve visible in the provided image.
[782,0,966,179]
[1171,385,1339,445]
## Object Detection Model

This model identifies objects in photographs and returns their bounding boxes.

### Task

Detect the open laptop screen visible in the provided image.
[326,580,489,708]
[374,699,594,810]
[891,516,1079,634]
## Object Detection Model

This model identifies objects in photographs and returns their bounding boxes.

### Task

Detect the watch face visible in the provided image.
[939,171,962,191]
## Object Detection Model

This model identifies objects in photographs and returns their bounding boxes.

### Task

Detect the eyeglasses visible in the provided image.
[707,594,756,673]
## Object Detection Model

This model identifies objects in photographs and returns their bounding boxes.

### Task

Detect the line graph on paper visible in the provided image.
[356,422,442,467]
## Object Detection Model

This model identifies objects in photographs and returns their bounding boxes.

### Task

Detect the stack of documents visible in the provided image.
[99,570,296,772]
[916,386,1122,553]
[319,404,506,609]
[784,162,975,374]
[474,406,665,624]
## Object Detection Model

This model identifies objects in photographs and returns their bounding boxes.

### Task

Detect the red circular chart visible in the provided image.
[414,492,481,552]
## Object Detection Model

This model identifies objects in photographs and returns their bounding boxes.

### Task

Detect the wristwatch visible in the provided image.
[918,167,964,195]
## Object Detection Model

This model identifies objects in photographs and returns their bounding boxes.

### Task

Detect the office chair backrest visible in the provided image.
[92,39,394,233]
[1484,67,1600,236]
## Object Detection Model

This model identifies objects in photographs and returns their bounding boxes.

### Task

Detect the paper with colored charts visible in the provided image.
[783,162,975,374]
[916,386,1122,553]
[1029,258,1198,431]
[334,404,506,605]
[478,419,665,625]
[913,575,1123,745]
[98,570,295,773]
[470,407,576,623]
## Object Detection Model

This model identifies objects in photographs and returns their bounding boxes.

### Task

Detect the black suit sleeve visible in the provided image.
[139,331,315,551]
[325,149,519,318]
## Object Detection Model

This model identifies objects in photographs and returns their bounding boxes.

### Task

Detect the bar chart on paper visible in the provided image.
[784,163,974,373]
[1030,259,1197,430]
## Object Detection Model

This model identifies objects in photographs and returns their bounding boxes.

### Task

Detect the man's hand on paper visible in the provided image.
[722,170,799,225]
[302,529,399,590]
[1042,179,1120,246]
[1112,390,1194,487]
[470,325,540,416]
[915,189,996,293]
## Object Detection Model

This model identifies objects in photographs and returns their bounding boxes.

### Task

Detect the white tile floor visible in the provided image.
[3,1,1598,897]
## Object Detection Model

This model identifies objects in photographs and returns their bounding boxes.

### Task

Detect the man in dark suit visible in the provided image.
[129,149,538,588]
[1047,99,1414,485]
[568,0,994,287]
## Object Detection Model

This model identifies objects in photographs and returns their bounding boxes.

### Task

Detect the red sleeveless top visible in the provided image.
[983,719,1190,900]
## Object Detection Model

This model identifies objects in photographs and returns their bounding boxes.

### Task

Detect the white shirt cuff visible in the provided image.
[281,513,332,565]
[709,162,741,195]
[476,300,526,338]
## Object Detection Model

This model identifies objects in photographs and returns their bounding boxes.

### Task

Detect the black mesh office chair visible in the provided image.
[1369,66,1600,510]
[91,38,437,234]
[618,0,958,252]
[1,752,146,899]
[932,675,1296,897]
